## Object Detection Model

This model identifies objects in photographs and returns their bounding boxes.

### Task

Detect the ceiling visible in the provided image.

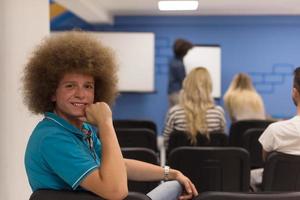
[54,0,300,24]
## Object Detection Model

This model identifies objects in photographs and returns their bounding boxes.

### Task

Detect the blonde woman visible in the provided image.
[223,73,266,122]
[163,67,226,148]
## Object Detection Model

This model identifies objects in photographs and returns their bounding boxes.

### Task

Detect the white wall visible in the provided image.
[0,0,49,199]
[184,46,222,98]
[93,32,155,92]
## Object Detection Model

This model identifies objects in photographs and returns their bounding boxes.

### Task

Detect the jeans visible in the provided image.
[147,181,182,200]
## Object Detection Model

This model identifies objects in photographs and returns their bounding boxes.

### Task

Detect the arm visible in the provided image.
[124,159,198,199]
[259,124,275,162]
[163,108,176,148]
[217,106,226,132]
[262,149,270,162]
[80,102,128,199]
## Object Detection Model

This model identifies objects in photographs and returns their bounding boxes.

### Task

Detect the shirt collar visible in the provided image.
[44,112,90,138]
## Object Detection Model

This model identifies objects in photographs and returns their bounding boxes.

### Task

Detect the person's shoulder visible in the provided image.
[36,117,65,132]
[210,105,225,114]
[266,116,298,130]
[32,118,73,141]
[170,104,184,111]
[169,58,183,67]
[168,104,184,116]
[214,105,224,110]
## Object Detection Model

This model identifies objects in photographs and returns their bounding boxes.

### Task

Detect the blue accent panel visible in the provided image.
[273,64,294,74]
[51,15,300,132]
[264,74,284,84]
[250,73,264,84]
[256,84,274,94]
[156,37,170,47]
[157,47,172,57]
[155,57,169,66]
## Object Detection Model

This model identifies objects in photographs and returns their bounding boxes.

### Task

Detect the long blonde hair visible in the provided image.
[180,67,214,144]
[223,73,265,121]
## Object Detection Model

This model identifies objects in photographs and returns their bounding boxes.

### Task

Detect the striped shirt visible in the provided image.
[163,105,226,148]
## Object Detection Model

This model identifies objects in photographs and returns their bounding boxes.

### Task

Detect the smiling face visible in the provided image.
[52,73,95,128]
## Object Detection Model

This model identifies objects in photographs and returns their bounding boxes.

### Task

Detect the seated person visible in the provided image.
[223,73,266,122]
[163,67,226,149]
[250,67,300,191]
[23,31,198,200]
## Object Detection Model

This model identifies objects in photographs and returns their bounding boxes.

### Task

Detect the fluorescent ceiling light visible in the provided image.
[158,1,199,11]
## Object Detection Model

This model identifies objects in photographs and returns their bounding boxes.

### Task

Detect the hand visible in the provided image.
[173,170,198,200]
[85,102,113,127]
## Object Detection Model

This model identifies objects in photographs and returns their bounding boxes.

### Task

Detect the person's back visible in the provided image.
[250,67,300,191]
[226,90,265,121]
[163,104,225,148]
[168,58,186,95]
[259,116,300,155]
[168,38,193,107]
[224,73,266,122]
[164,67,226,148]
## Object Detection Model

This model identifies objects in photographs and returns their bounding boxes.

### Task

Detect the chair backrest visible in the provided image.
[168,147,250,192]
[241,128,265,169]
[167,130,228,155]
[262,152,300,191]
[113,120,157,134]
[116,128,157,152]
[29,190,151,200]
[122,147,160,194]
[229,119,275,147]
[194,191,300,200]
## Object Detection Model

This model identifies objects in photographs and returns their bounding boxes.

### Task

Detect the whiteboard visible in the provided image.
[183,45,221,98]
[52,31,155,92]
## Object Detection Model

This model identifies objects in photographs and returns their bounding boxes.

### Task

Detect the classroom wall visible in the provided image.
[0,0,49,199]
[52,14,300,133]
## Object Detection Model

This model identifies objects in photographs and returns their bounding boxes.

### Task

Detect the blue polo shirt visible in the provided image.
[25,112,102,191]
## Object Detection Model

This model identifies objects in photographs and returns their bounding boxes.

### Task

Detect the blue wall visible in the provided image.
[52,14,300,134]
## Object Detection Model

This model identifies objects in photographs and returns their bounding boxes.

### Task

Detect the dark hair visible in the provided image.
[23,31,118,114]
[293,67,300,93]
[173,38,193,59]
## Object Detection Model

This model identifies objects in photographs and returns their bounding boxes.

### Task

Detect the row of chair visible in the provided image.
[121,147,300,193]
[113,120,157,134]
[228,119,275,146]
[116,128,266,169]
[29,190,151,200]
[114,119,276,169]
[30,190,300,200]
[113,119,275,146]
[195,191,300,200]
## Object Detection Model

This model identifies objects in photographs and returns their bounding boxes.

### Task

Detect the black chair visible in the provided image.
[113,120,157,134]
[168,147,250,192]
[241,128,265,169]
[262,152,300,191]
[122,147,160,194]
[194,191,300,200]
[116,128,157,152]
[29,190,151,200]
[167,130,228,155]
[229,119,275,147]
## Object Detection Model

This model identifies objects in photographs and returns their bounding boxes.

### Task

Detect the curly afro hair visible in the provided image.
[23,31,118,114]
